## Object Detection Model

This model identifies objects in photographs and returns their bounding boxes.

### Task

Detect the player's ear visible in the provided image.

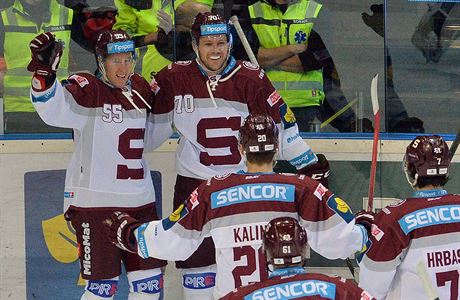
[238,144,245,156]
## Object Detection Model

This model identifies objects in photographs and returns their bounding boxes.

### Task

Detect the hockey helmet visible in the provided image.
[403,135,450,187]
[263,217,308,268]
[190,12,231,44]
[94,30,136,86]
[239,114,279,153]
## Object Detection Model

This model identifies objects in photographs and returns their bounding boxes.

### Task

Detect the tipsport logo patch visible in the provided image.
[398,205,460,235]
[244,280,337,300]
[137,223,150,258]
[107,40,134,54]
[327,196,354,223]
[200,24,228,36]
[86,280,118,298]
[132,273,163,293]
[183,272,216,289]
[210,183,295,209]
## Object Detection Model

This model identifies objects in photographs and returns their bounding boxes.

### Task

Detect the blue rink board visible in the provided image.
[24,170,162,299]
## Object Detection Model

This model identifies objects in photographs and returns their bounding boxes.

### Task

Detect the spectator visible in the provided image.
[28,30,166,299]
[113,0,213,81]
[356,135,458,299]
[362,4,425,133]
[221,217,375,300]
[0,0,73,132]
[106,114,369,299]
[245,0,369,132]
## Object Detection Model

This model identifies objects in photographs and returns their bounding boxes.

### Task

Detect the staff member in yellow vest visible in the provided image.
[113,0,213,82]
[0,0,73,133]
[247,0,368,132]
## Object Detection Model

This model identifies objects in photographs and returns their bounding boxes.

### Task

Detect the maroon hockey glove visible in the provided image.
[105,211,142,253]
[355,210,375,235]
[27,32,64,78]
[297,153,330,188]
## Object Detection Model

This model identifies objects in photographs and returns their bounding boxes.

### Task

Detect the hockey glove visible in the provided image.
[27,32,64,78]
[297,153,330,188]
[105,211,142,253]
[355,210,375,236]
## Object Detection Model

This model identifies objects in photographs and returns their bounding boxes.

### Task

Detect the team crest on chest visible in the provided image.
[242,61,259,70]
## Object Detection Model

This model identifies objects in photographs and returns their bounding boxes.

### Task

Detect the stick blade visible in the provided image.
[371,74,379,115]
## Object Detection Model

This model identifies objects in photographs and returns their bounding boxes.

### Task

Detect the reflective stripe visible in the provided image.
[5,6,17,25]
[4,86,31,97]
[250,18,281,26]
[6,68,68,77]
[3,25,37,33]
[305,1,320,18]
[271,81,322,91]
[252,1,263,18]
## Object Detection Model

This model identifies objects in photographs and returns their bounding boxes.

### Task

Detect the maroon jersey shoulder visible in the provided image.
[367,194,460,261]
[221,272,371,300]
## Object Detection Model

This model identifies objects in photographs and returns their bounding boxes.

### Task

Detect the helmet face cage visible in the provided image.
[403,135,450,187]
[94,30,137,83]
[239,114,279,154]
[263,217,308,269]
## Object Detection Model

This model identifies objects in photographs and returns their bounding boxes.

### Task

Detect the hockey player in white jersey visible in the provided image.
[147,12,330,299]
[28,30,166,299]
[356,135,460,299]
[105,114,369,299]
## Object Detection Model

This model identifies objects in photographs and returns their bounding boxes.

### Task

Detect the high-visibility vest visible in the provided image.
[114,0,214,81]
[248,0,324,108]
[1,0,72,112]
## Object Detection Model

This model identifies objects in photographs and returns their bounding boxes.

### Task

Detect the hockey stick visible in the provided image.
[229,15,259,67]
[368,74,380,212]
[416,261,440,300]
[449,128,460,160]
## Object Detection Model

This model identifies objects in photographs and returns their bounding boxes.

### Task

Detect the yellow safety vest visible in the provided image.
[114,0,214,81]
[1,0,72,112]
[248,0,324,108]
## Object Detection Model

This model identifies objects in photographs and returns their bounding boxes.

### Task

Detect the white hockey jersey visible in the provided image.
[134,172,368,299]
[358,189,460,300]
[31,73,157,211]
[147,59,318,180]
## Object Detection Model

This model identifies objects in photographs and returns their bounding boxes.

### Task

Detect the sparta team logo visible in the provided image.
[242,61,259,70]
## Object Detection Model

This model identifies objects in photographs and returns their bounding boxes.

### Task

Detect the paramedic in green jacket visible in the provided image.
[0,0,73,133]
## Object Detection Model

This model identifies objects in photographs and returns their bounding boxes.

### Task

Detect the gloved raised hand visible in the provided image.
[104,211,142,253]
[157,10,173,35]
[297,153,330,188]
[355,210,375,235]
[27,32,64,77]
